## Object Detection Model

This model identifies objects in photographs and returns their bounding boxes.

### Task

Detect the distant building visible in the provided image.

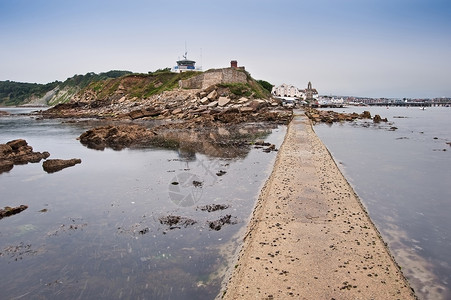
[272,83,304,98]
[230,60,245,70]
[304,81,318,101]
[171,51,202,73]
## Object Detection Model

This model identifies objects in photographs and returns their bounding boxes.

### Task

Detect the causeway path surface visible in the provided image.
[223,111,416,299]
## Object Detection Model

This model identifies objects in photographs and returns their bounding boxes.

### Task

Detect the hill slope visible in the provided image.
[0,70,132,106]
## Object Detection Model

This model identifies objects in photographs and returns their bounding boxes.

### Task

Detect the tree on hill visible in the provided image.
[257,80,273,93]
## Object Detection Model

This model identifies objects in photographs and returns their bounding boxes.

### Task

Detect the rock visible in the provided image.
[238,97,249,104]
[158,215,197,229]
[78,124,157,150]
[248,99,267,111]
[216,170,227,176]
[0,144,13,157]
[42,158,82,173]
[0,205,28,220]
[218,97,231,107]
[0,111,10,116]
[128,108,161,120]
[7,139,28,151]
[207,101,218,108]
[207,90,218,100]
[0,139,50,173]
[218,127,230,136]
[0,160,14,173]
[200,97,210,105]
[361,111,372,119]
[197,204,229,212]
[373,115,382,123]
[172,108,182,115]
[208,214,236,231]
[239,106,254,113]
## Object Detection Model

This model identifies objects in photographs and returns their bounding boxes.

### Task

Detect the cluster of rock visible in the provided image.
[0,139,50,173]
[305,108,388,124]
[78,124,157,150]
[0,139,81,174]
[41,84,292,125]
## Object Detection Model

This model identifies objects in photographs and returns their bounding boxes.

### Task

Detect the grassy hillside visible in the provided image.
[86,69,199,100]
[1,69,274,106]
[0,70,132,106]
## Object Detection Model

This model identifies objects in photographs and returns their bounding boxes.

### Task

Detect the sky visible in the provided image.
[1,0,450,98]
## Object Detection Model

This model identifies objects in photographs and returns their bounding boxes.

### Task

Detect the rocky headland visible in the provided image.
[38,69,292,126]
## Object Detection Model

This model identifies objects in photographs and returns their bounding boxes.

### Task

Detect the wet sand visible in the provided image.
[223,111,416,299]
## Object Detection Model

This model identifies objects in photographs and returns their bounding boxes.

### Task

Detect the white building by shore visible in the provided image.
[272,83,305,98]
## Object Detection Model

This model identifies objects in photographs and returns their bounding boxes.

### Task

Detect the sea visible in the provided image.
[314,106,451,300]
[0,107,286,299]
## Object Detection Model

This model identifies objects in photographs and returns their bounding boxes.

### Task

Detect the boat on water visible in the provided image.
[171,51,202,73]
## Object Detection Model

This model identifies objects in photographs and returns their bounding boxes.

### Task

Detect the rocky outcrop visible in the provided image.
[0,205,28,220]
[78,124,157,150]
[0,139,50,173]
[305,108,388,124]
[42,158,82,173]
[38,68,290,125]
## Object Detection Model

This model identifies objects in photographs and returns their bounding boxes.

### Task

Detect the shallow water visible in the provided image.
[0,108,286,299]
[314,106,451,300]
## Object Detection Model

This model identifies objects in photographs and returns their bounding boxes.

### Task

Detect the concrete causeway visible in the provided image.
[223,111,416,299]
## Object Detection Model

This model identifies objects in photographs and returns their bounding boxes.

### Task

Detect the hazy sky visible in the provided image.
[1,0,450,98]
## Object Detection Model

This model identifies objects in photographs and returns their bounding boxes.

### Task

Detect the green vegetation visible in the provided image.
[1,68,272,106]
[219,75,271,99]
[0,70,132,106]
[88,70,198,100]
[0,81,59,106]
[257,80,273,93]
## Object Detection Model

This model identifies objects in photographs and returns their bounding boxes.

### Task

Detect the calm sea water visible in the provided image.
[314,106,451,300]
[0,108,286,299]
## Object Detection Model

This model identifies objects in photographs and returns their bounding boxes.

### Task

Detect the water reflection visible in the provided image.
[0,110,286,299]
[314,106,451,300]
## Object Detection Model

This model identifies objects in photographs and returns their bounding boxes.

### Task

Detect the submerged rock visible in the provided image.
[208,214,236,231]
[159,215,197,229]
[197,204,229,212]
[0,205,28,220]
[42,158,82,173]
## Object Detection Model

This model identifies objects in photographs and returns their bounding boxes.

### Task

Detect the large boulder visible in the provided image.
[43,158,82,173]
[78,124,157,150]
[218,97,231,107]
[248,99,267,111]
[0,139,50,173]
[207,90,218,101]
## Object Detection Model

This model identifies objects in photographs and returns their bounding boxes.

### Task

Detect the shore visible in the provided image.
[222,111,416,299]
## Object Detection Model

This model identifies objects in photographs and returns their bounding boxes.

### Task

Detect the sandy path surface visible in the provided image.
[223,112,416,299]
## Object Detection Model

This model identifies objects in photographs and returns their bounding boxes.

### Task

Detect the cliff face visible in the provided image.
[23,86,80,107]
